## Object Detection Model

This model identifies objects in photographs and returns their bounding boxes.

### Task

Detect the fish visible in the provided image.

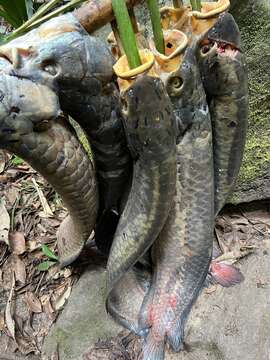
[138,46,214,360]
[0,13,132,255]
[0,74,98,267]
[197,12,248,215]
[106,75,177,300]
[63,83,132,255]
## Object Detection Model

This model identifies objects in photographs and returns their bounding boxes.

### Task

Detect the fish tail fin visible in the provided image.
[138,284,155,335]
[166,315,185,352]
[142,330,165,360]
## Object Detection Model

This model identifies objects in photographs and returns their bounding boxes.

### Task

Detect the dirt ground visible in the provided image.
[0,149,269,359]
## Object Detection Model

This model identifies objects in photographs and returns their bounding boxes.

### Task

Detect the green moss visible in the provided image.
[231,1,270,192]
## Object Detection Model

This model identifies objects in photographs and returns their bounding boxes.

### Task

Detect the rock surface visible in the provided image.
[42,264,122,360]
[42,231,270,360]
[228,0,270,204]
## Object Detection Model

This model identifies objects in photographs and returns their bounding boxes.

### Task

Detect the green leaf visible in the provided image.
[0,0,28,27]
[37,260,56,271]
[11,155,24,166]
[41,244,59,261]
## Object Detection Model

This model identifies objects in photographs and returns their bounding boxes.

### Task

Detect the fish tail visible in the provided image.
[138,284,155,335]
[142,330,165,360]
[166,315,185,352]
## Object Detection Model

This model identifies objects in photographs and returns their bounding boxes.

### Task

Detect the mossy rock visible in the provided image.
[228,0,270,204]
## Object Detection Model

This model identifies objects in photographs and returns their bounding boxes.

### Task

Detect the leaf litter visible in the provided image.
[0,152,79,358]
[0,151,269,359]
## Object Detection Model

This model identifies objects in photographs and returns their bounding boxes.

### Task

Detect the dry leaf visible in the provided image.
[54,286,72,311]
[0,199,10,245]
[24,292,42,313]
[16,333,38,355]
[0,313,5,331]
[5,186,20,207]
[9,231,26,255]
[41,295,55,320]
[32,178,54,217]
[0,150,7,173]
[5,273,16,339]
[205,285,218,294]
[13,255,27,284]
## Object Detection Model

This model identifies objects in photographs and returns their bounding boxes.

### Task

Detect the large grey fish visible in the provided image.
[0,13,132,256]
[106,75,177,297]
[198,12,248,215]
[138,47,214,360]
[0,74,98,267]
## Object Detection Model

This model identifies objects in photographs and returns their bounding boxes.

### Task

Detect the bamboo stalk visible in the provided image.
[196,0,202,12]
[146,0,165,54]
[190,0,200,11]
[112,0,141,68]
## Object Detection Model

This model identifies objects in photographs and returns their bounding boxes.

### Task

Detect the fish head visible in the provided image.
[121,75,176,159]
[0,74,60,146]
[166,45,206,135]
[197,12,244,97]
[0,14,114,102]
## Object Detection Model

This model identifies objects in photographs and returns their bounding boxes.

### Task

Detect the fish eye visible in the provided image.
[172,77,183,89]
[200,41,214,56]
[167,76,184,96]
[41,60,59,76]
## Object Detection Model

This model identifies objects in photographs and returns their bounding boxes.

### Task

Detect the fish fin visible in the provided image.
[142,331,165,360]
[95,209,119,255]
[106,291,139,334]
[166,315,185,352]
[138,279,156,335]
[209,262,244,287]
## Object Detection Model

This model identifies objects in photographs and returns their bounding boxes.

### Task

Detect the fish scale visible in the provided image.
[198,12,248,214]
[0,74,98,267]
[139,47,214,360]
[106,76,177,302]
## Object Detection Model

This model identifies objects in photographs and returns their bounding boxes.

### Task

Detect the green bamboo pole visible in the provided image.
[112,0,141,69]
[196,0,202,11]
[190,0,201,11]
[146,0,165,54]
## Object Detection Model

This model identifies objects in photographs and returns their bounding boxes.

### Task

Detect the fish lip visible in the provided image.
[207,13,242,51]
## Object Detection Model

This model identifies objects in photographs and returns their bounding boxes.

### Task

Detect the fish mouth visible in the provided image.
[215,41,239,58]
[199,40,239,60]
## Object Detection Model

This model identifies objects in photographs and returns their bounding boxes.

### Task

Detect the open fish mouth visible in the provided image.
[199,40,239,60]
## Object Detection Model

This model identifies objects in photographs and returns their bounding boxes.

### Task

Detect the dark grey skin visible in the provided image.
[136,47,214,360]
[197,12,248,214]
[106,76,177,301]
[0,74,98,267]
[0,13,132,256]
